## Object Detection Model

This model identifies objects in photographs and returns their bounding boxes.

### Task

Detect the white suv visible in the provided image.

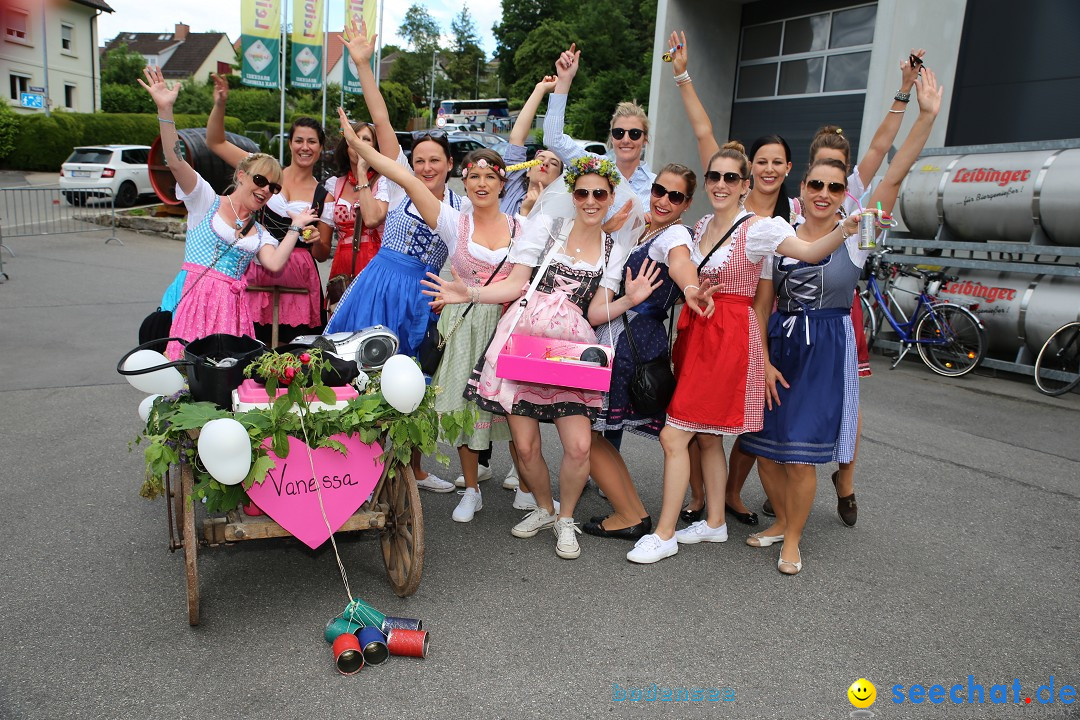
[59,145,153,207]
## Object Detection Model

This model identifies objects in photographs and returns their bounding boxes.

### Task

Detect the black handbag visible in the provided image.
[417,218,515,376]
[623,315,676,416]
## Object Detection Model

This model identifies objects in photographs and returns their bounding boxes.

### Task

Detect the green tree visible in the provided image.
[493,0,563,94]
[101,43,149,85]
[445,5,486,98]
[101,83,155,113]
[399,4,441,52]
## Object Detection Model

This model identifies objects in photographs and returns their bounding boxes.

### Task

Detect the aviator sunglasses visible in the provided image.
[805,179,846,194]
[704,170,745,185]
[610,128,644,141]
[572,188,611,201]
[250,173,282,195]
[651,182,687,205]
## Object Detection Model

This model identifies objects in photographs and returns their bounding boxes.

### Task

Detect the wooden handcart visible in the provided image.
[162,455,424,626]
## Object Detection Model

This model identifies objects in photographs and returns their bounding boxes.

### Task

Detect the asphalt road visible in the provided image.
[1,224,1078,719]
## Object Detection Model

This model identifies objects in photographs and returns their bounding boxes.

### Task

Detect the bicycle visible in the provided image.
[863,252,988,377]
[1034,321,1080,395]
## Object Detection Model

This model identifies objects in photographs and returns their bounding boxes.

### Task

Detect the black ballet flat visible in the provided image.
[725,503,760,526]
[582,518,650,541]
[679,506,704,524]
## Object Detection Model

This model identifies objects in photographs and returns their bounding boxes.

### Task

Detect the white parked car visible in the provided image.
[574,139,609,156]
[59,144,153,207]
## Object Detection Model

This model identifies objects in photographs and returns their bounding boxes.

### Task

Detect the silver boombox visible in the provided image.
[293,326,399,370]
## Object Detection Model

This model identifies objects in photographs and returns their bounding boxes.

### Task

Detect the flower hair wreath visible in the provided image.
[463,157,506,178]
[564,156,621,191]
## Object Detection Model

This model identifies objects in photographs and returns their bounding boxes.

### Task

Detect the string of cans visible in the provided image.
[325,597,429,675]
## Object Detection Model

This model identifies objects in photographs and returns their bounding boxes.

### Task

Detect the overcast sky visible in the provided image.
[97,0,502,56]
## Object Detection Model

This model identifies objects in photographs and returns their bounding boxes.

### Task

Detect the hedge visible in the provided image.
[1,113,244,171]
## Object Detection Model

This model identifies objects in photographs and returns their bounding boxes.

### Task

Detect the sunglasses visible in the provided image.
[704,170,745,185]
[651,182,687,204]
[251,174,282,195]
[805,179,847,194]
[610,128,644,141]
[572,188,611,201]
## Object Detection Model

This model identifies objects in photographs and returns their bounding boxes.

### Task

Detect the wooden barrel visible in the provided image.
[149,129,261,205]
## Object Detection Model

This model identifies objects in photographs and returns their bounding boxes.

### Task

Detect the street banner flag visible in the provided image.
[241,0,281,88]
[291,0,324,89]
[343,0,377,94]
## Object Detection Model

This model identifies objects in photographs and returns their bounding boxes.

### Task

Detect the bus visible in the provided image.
[437,98,510,128]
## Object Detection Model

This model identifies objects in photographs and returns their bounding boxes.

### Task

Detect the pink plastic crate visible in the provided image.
[495,334,613,392]
[235,379,359,403]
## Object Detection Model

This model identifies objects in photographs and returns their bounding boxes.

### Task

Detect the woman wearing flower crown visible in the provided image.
[338,109,518,523]
[423,156,653,560]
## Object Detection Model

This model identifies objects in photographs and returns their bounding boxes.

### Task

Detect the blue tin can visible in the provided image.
[356,625,389,666]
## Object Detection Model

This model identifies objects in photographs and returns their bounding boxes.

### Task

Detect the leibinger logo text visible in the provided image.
[612,683,735,702]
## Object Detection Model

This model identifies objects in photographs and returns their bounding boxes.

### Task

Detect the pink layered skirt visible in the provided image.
[166,263,254,360]
[243,248,322,327]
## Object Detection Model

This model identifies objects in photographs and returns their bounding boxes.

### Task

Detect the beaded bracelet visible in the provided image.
[157,117,175,124]
[674,71,691,86]
[289,225,304,234]
[894,91,911,103]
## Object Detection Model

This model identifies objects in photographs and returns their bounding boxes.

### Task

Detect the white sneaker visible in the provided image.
[513,489,560,514]
[511,506,557,538]
[626,533,678,564]
[454,464,493,488]
[553,517,582,559]
[452,488,482,523]
[502,463,520,490]
[416,472,455,493]
[675,520,728,544]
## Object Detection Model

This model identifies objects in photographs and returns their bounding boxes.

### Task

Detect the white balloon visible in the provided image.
[380,355,426,413]
[138,394,163,423]
[123,349,185,396]
[197,418,252,485]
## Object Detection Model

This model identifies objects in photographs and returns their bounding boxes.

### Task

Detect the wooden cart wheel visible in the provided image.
[378,463,424,597]
[180,462,201,626]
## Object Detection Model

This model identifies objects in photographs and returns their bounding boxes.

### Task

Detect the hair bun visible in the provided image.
[722,140,745,154]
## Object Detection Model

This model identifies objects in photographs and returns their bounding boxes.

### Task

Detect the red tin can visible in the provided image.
[386,628,429,658]
[332,633,365,675]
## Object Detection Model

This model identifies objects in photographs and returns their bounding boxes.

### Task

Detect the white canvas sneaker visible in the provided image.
[513,490,560,514]
[553,517,582,559]
[452,488,482,523]
[502,463,520,490]
[454,464,493,488]
[415,472,455,493]
[675,520,729,544]
[626,533,678,564]
[510,507,557,538]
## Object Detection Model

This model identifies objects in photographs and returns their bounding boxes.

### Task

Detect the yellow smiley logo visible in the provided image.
[848,678,877,708]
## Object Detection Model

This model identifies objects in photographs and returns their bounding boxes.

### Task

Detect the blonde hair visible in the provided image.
[235,152,283,187]
[609,102,650,137]
[708,140,750,179]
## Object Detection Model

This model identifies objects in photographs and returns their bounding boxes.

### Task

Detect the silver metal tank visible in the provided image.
[888,270,1080,357]
[898,147,1080,246]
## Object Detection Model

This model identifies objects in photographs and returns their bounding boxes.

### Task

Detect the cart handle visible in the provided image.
[116,337,193,375]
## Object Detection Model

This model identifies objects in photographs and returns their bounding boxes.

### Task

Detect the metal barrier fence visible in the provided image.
[0,186,119,282]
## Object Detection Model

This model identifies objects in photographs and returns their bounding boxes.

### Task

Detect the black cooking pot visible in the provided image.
[117,334,266,409]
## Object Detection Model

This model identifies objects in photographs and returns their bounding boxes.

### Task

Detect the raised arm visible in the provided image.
[543,44,589,166]
[137,66,197,196]
[422,263,534,307]
[586,259,663,326]
[337,107,439,227]
[340,18,399,158]
[855,49,925,184]
[866,67,943,215]
[776,214,860,264]
[669,31,720,172]
[511,76,558,147]
[205,73,249,168]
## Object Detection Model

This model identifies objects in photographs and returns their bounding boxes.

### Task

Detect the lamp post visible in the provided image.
[475,56,481,99]
[429,49,437,126]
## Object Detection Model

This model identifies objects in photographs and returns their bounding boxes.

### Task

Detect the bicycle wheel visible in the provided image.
[859,292,877,349]
[1034,322,1080,396]
[915,304,986,377]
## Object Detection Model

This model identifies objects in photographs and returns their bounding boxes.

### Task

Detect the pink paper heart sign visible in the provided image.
[246,433,384,550]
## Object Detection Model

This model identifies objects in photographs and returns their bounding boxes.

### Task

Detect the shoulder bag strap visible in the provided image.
[696,213,753,273]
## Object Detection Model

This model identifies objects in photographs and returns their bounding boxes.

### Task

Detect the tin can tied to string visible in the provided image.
[356,626,390,666]
[324,615,364,644]
[332,633,365,675]
[381,616,423,634]
[386,628,430,658]
[343,597,386,629]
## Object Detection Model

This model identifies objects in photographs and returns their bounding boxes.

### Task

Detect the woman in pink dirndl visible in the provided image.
[423,156,654,560]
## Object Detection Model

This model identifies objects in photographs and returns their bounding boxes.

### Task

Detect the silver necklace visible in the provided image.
[227,193,250,230]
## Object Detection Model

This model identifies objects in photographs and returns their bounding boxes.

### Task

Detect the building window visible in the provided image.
[9,73,30,101]
[61,23,74,52]
[64,84,76,109]
[736,4,877,101]
[5,8,30,42]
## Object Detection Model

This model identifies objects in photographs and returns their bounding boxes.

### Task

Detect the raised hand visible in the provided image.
[555,43,580,82]
[289,206,319,228]
[210,73,229,106]
[900,48,926,91]
[601,199,635,234]
[137,66,180,109]
[669,30,688,76]
[915,67,943,117]
[623,259,663,305]
[421,269,469,306]
[340,17,376,66]
[535,75,558,94]
[337,106,368,156]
